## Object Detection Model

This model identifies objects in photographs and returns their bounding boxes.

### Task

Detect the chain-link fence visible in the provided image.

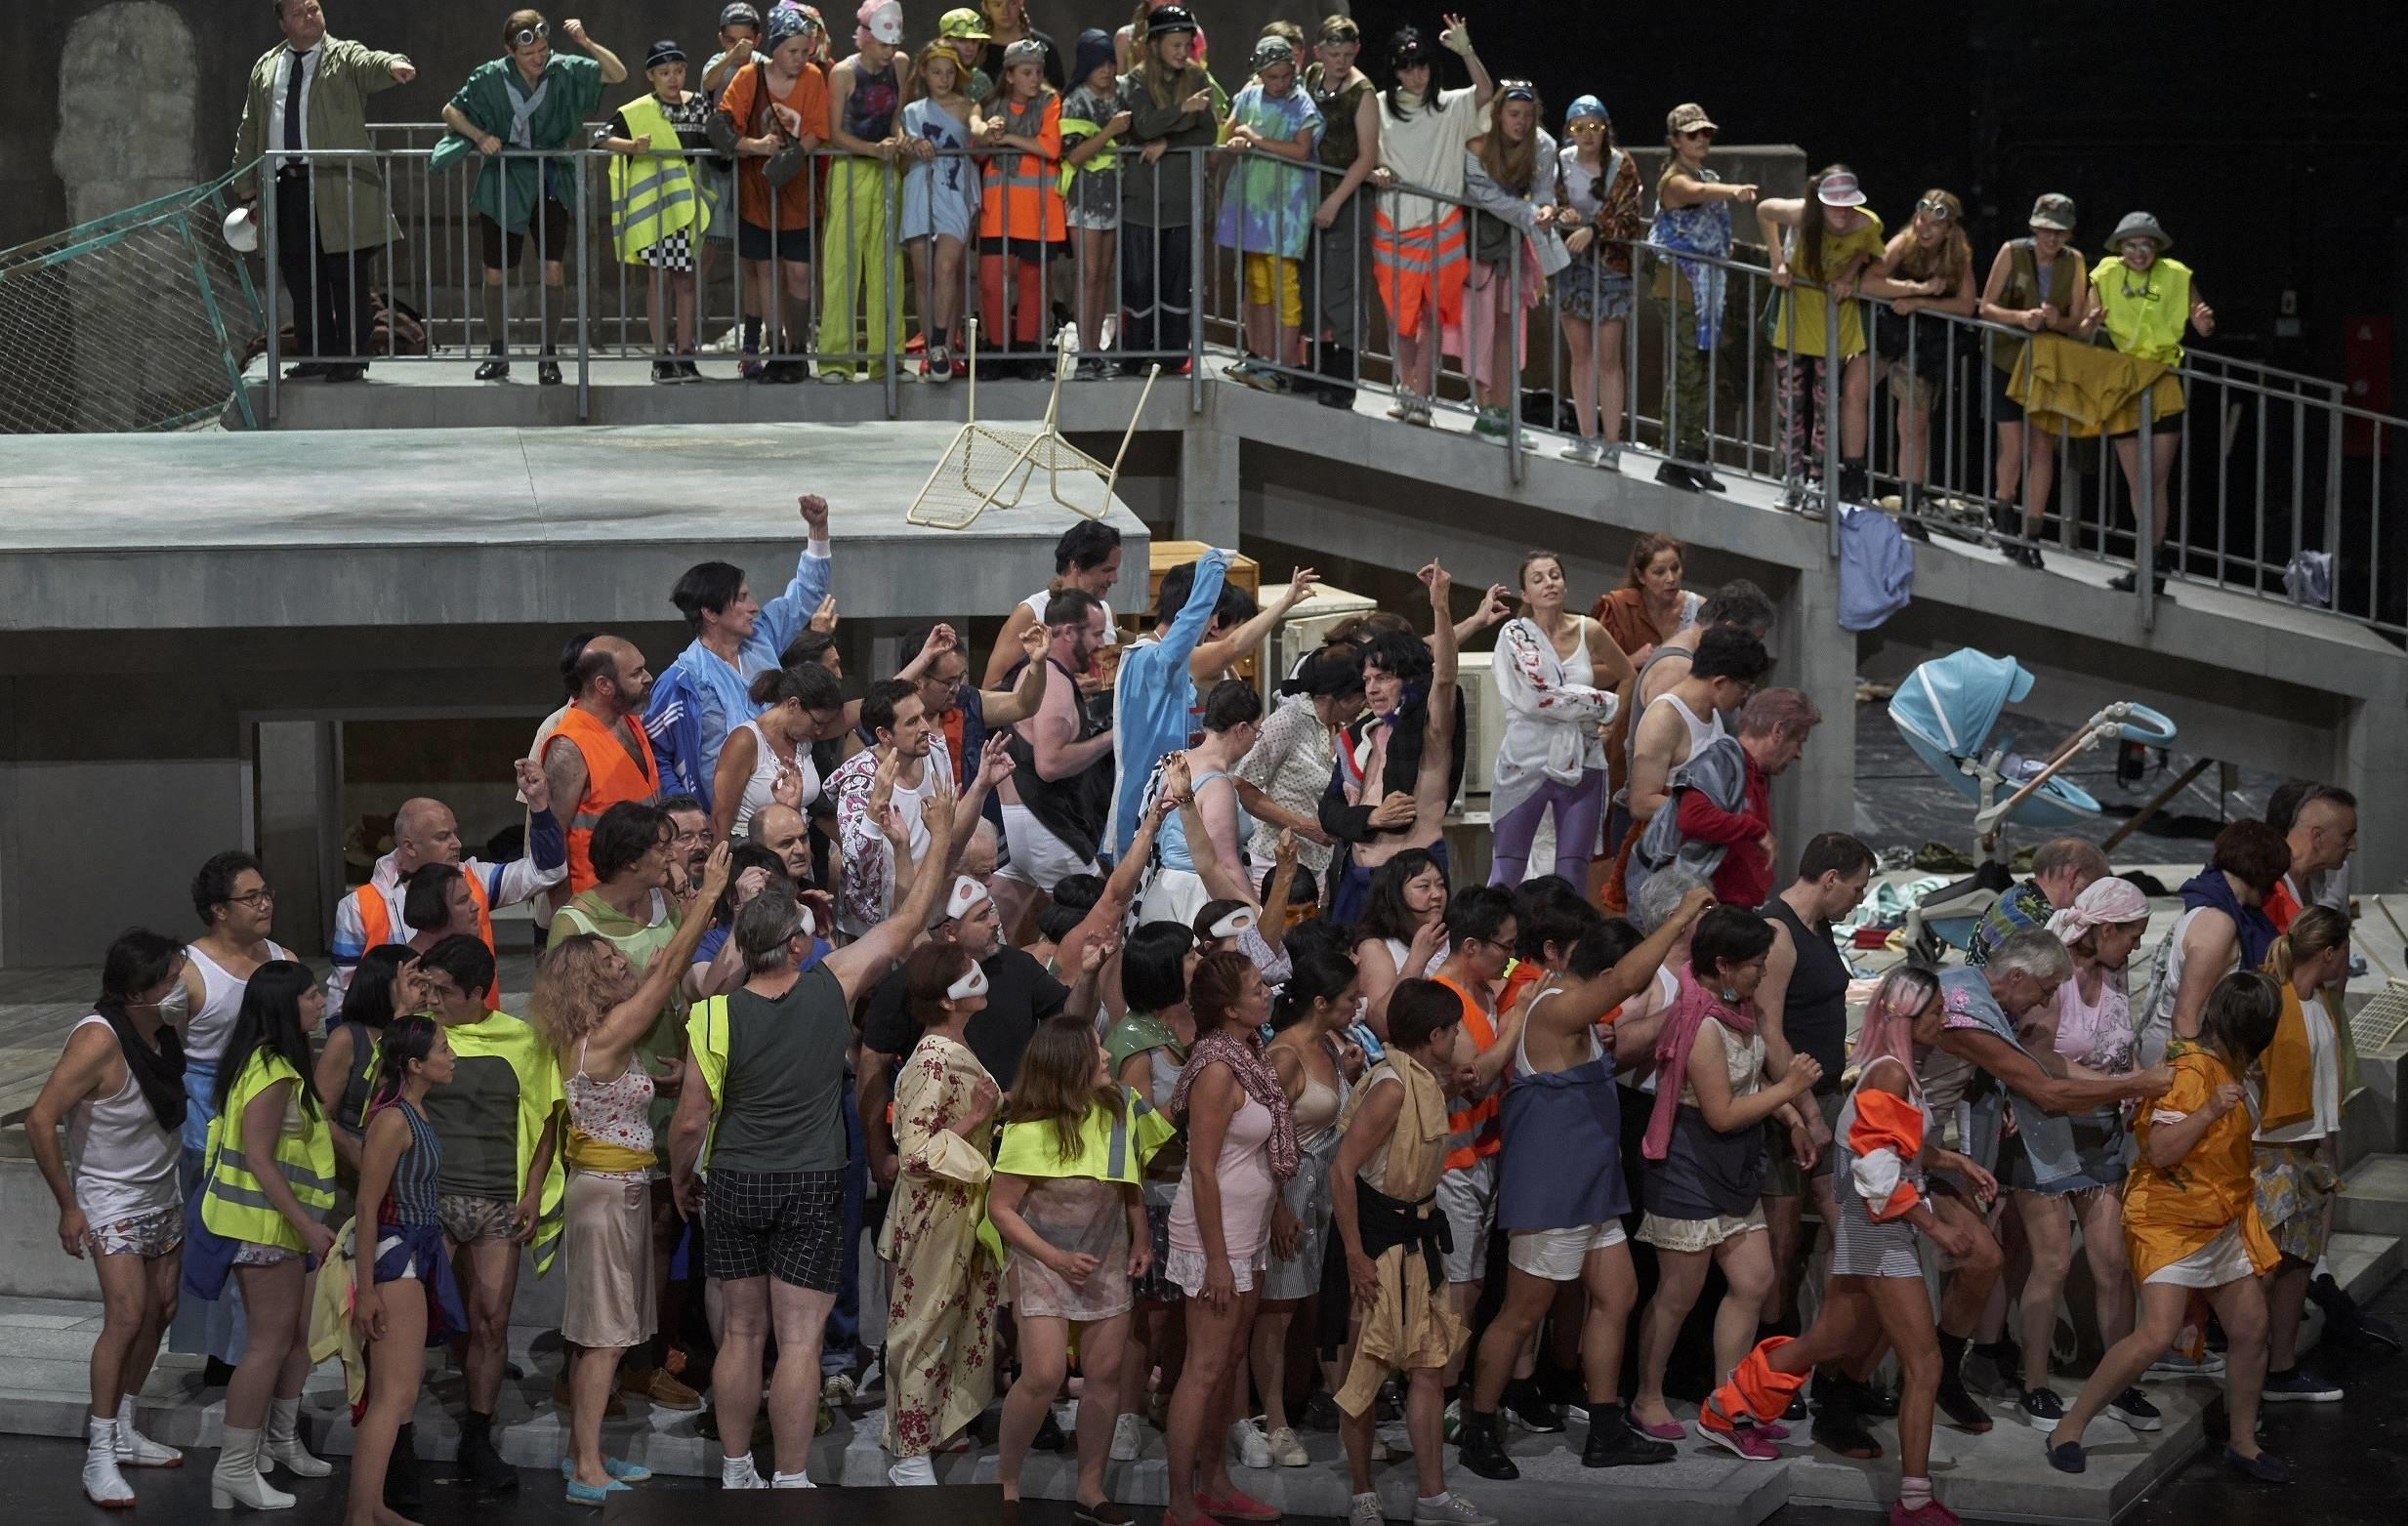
[0,171,264,433]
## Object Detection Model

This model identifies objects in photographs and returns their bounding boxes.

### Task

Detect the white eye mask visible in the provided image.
[1208,907,1256,940]
[947,961,990,1000]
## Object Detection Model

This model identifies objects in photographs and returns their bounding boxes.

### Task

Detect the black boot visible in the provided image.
[1315,343,1358,409]
[1580,1405,1674,1468]
[1935,1334,1994,1433]
[475,350,511,382]
[459,1409,519,1493]
[1839,458,1871,503]
[1455,1409,1518,1480]
[386,1423,425,1511]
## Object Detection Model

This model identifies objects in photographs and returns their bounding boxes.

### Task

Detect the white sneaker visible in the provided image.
[85,1418,135,1508]
[1414,1492,1497,1526]
[1351,1490,1386,1526]
[721,1456,768,1489]
[1266,1423,1309,1466]
[1230,1417,1273,1469]
[889,1456,937,1486]
[771,1470,817,1488]
[1110,1412,1144,1462]
[1559,437,1601,465]
[113,1398,181,1467]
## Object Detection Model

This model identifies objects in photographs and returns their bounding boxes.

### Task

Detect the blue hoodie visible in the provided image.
[644,542,832,809]
[1104,549,1227,860]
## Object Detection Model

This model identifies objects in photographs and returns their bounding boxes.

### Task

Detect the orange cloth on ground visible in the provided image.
[1846,1088,1927,1222]
[1373,207,1468,341]
[1709,1336,1808,1425]
[2122,1043,2279,1284]
[2010,331,2180,439]
[720,61,829,233]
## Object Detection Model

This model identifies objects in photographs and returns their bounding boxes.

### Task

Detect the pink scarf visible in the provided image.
[1170,1027,1300,1181]
[1642,963,1760,1162]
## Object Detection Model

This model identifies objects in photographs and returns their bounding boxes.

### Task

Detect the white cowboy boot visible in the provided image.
[262,1396,331,1477]
[210,1424,295,1510]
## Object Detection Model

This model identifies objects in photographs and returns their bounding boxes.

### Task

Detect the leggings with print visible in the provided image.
[1774,351,1835,484]
[1489,767,1607,887]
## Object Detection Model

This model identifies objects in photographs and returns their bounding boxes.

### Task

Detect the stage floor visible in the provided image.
[0,422,1148,634]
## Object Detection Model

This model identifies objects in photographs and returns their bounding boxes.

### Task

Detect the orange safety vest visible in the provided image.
[979,94,1065,244]
[352,872,501,1010]
[552,705,662,893]
[1435,975,1505,1171]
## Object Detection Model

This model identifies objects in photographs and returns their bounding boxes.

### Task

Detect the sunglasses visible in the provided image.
[511,21,550,47]
[1915,196,1954,219]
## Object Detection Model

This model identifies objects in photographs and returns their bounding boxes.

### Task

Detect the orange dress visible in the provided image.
[2122,1043,2278,1285]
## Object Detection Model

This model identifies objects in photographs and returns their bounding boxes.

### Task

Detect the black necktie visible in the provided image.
[283,49,307,152]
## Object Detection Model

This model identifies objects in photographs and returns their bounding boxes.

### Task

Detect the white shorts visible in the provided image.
[995,803,1100,891]
[1507,1221,1629,1282]
[2145,1222,2259,1288]
[1137,866,1212,928]
[1435,1157,1499,1285]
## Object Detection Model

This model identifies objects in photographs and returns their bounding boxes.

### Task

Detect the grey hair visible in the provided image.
[1633,867,1711,935]
[733,885,809,973]
[1986,926,2073,983]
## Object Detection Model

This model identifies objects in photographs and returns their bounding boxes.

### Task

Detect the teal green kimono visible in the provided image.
[432,54,606,229]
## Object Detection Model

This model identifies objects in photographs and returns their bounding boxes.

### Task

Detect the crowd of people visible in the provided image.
[241,0,2214,595]
[27,472,2391,1526]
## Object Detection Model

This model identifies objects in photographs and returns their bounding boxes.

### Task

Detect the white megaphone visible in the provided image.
[223,205,260,254]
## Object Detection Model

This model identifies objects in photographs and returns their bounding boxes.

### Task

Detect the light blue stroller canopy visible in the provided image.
[1889,649,2177,831]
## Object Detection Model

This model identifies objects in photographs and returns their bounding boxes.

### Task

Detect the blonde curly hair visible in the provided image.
[529,933,639,1052]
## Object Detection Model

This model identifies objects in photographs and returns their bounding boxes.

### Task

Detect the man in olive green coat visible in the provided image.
[232,0,414,381]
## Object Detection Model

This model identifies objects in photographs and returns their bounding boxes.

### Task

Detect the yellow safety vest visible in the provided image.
[607,93,709,264]
[1058,114,1118,195]
[685,995,731,1173]
[201,1051,337,1252]
[2093,255,2193,367]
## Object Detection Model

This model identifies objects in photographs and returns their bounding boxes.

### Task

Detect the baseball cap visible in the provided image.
[2028,193,2077,232]
[1666,102,1717,136]
[937,8,989,40]
[1816,171,1867,208]
[858,0,902,46]
[1002,37,1045,68]
[719,2,763,29]
[644,39,685,69]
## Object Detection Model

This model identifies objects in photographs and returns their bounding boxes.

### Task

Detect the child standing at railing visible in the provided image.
[819,1,913,385]
[1215,36,1323,392]
[901,40,981,382]
[974,39,1066,375]
[717,5,828,383]
[602,41,714,384]
[1550,96,1642,466]
[1059,29,1131,378]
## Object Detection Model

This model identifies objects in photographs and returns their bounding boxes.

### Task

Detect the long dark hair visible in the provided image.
[213,960,321,1119]
[1357,848,1446,945]
[369,1015,442,1114]
[1795,163,1852,283]
[1270,940,1356,1032]
[2196,970,2282,1080]
[344,944,418,1032]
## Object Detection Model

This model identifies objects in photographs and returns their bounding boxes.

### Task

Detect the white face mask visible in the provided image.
[155,981,192,1024]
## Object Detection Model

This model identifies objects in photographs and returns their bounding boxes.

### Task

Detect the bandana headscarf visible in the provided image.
[2044,876,2150,945]
[1171,1028,1300,1180]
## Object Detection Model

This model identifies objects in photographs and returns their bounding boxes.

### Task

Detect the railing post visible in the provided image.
[1189,149,1204,413]
[885,152,900,418]
[265,148,280,424]
[1507,244,1523,486]
[2138,385,2157,630]
[1823,284,1842,544]
[576,149,590,420]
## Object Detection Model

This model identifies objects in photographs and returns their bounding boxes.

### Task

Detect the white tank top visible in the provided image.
[183,940,295,1065]
[66,1014,182,1222]
[1652,691,1725,759]
[1382,934,1449,980]
[729,717,821,837]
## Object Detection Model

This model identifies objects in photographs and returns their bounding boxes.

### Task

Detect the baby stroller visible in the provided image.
[1888,648,2176,961]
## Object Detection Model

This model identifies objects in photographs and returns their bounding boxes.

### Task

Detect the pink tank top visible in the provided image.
[1169,1092,1278,1261]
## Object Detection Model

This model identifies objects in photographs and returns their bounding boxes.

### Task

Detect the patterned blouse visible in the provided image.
[1235,694,1338,876]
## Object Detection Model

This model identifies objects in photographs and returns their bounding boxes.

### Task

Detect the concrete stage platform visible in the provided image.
[0,421,1149,635]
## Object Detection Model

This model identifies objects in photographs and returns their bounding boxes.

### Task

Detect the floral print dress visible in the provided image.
[876,1032,1000,1459]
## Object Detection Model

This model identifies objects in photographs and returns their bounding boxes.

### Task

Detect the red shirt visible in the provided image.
[1675,751,1772,909]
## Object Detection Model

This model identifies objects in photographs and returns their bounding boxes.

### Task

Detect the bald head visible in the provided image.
[750,804,810,883]
[958,819,1000,883]
[392,798,461,874]
[573,636,653,717]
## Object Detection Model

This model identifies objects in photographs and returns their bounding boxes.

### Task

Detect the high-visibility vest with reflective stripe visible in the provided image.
[607,93,710,263]
[352,872,500,1008]
[554,705,662,893]
[201,1051,337,1251]
[979,94,1065,243]
[1057,113,1118,195]
[1435,975,1504,1172]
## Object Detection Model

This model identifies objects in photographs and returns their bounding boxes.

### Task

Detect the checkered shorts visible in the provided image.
[643,228,694,272]
[84,1204,184,1259]
[703,1169,844,1292]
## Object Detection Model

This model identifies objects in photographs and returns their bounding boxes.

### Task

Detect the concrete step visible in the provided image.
[2334,1154,2408,1240]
